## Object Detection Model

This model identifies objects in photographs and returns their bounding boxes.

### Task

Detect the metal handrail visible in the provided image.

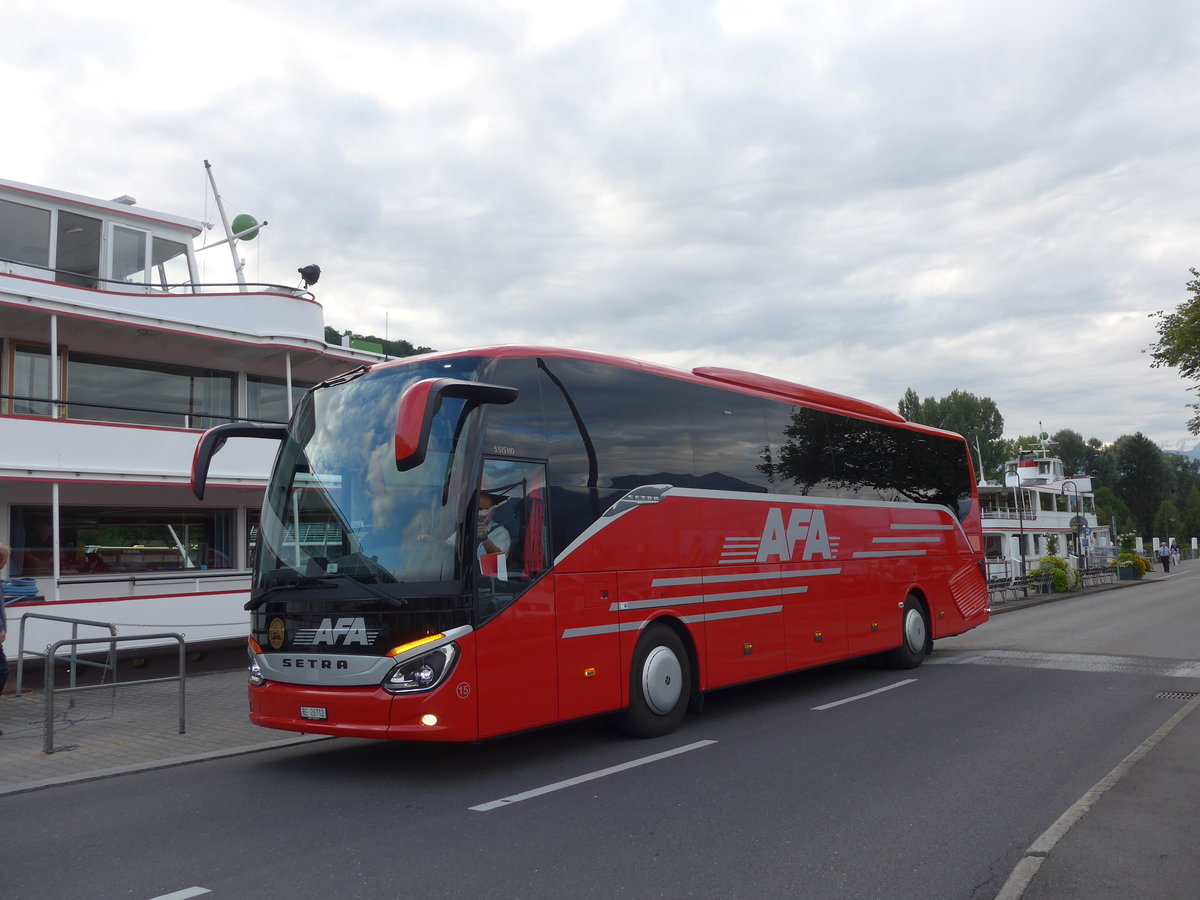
[0,254,311,299]
[15,612,118,698]
[42,632,185,753]
[0,392,283,427]
[61,569,250,586]
[980,507,1040,520]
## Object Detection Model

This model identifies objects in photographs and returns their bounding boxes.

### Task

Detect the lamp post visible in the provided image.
[1062,481,1083,564]
[1005,471,1027,588]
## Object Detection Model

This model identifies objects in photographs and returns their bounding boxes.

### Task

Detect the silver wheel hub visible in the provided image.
[641,645,683,715]
[904,607,926,653]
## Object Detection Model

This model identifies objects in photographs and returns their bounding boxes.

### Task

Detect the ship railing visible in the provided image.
[59,570,250,598]
[0,391,283,429]
[980,506,1038,520]
[0,254,313,300]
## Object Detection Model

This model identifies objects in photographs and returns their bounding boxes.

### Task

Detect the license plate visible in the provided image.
[300,706,328,721]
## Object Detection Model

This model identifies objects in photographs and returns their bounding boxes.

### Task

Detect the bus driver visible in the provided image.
[475,489,512,557]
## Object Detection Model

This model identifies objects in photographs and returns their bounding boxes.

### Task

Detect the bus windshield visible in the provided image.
[253,358,486,596]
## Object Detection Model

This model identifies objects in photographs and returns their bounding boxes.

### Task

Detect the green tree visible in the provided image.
[324,325,433,358]
[898,388,1006,478]
[1183,485,1200,541]
[1094,486,1136,536]
[1089,437,1117,487]
[1109,432,1167,535]
[1050,429,1089,477]
[1152,499,1184,541]
[1149,268,1200,433]
[1163,452,1200,508]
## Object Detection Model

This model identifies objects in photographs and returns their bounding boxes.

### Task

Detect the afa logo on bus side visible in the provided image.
[756,508,833,561]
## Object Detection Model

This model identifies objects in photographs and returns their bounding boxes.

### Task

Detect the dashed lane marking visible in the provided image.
[811,678,918,710]
[470,740,718,811]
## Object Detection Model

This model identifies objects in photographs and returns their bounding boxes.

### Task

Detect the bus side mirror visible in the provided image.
[395,378,518,471]
[192,422,288,500]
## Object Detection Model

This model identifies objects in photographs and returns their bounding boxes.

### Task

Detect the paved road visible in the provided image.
[2,565,1197,899]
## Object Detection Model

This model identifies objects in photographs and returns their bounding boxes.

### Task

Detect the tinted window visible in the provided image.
[481,357,547,461]
[683,383,771,493]
[537,358,687,554]
[0,198,51,266]
[764,404,841,498]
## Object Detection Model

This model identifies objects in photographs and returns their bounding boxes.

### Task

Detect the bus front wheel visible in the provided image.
[884,595,928,669]
[616,624,690,737]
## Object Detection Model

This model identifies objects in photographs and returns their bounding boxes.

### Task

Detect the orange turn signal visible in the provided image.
[386,633,446,658]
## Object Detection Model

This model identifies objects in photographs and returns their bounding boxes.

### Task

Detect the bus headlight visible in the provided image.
[248,643,265,686]
[384,644,459,693]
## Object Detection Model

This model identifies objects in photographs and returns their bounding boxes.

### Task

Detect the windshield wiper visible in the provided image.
[246,572,408,609]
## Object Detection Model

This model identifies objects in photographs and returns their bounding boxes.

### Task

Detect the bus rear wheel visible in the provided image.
[884,595,928,669]
[616,624,690,737]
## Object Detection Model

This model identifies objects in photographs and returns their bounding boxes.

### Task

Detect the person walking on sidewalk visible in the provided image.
[1171,540,1181,567]
[1158,540,1171,573]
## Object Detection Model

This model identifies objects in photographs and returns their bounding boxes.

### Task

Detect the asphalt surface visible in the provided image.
[0,563,1195,900]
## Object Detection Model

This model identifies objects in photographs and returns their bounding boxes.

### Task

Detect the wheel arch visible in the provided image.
[901,586,933,654]
[640,614,702,704]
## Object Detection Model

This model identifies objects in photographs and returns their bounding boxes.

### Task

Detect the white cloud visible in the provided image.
[6,0,1200,449]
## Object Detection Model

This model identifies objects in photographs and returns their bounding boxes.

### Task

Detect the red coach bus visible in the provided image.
[192,346,988,741]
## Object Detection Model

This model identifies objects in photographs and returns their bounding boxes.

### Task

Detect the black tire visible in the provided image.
[884,594,928,669]
[616,624,691,737]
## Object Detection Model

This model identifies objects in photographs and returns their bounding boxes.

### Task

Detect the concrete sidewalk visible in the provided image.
[0,667,326,796]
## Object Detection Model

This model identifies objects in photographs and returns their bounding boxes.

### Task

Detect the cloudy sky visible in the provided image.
[6,0,1200,449]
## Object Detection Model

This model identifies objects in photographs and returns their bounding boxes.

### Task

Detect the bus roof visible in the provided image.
[372,344,909,427]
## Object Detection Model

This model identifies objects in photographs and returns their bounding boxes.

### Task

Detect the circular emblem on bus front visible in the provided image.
[456,682,471,699]
[268,617,286,650]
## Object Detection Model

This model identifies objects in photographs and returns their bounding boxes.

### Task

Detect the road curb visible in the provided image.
[0,733,332,797]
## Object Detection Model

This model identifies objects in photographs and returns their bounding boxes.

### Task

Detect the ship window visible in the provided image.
[10,344,53,416]
[9,505,237,577]
[0,198,51,267]
[55,212,102,288]
[152,236,191,290]
[111,225,148,285]
[65,351,234,429]
[247,375,313,424]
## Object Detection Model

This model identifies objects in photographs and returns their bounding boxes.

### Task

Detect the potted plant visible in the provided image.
[1114,532,1144,580]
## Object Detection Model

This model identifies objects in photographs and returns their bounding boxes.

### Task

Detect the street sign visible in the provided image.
[1070,515,1087,534]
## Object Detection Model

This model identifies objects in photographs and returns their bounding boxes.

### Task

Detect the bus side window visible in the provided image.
[479,459,550,584]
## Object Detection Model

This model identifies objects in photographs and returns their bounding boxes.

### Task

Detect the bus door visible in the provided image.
[471,459,560,737]
[555,572,621,720]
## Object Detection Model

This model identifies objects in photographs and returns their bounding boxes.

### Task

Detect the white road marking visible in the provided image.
[994,695,1200,900]
[470,740,718,811]
[811,678,918,710]
[149,889,211,900]
[931,649,1200,679]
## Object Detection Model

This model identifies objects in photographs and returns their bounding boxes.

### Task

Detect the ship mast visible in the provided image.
[202,160,265,291]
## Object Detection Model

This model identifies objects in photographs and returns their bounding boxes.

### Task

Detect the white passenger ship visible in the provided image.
[0,165,381,655]
[977,443,1111,579]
